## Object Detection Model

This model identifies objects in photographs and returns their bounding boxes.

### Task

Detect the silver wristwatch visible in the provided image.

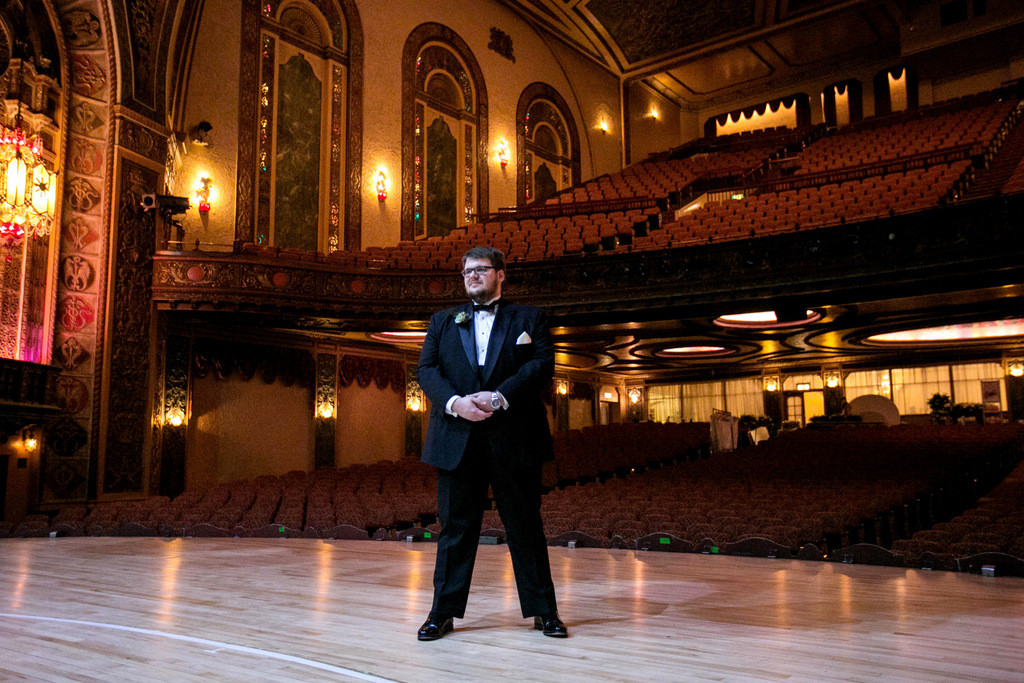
[490,392,501,409]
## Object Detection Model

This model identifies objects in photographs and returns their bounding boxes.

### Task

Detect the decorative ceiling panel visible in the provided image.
[584,0,757,66]
[499,0,904,106]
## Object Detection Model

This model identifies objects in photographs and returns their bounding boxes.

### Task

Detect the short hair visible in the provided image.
[462,246,505,272]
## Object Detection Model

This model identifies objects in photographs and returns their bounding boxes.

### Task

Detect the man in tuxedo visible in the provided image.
[415,246,567,640]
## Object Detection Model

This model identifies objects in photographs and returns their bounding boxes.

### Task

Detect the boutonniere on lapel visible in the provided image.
[453,311,470,325]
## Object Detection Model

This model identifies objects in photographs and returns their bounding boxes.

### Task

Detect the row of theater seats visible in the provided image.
[562,148,773,205]
[891,458,1024,566]
[304,146,970,269]
[544,422,709,485]
[5,422,703,539]
[663,162,970,245]
[10,460,438,540]
[1004,154,1024,195]
[794,98,1014,175]
[6,424,1022,575]
[531,425,1023,558]
[370,205,663,269]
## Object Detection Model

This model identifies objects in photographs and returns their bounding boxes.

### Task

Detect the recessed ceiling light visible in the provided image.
[866,319,1024,343]
[370,331,427,343]
[720,311,779,323]
[660,345,729,355]
[714,309,821,329]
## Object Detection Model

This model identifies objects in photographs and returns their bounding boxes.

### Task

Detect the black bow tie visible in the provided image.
[472,301,499,313]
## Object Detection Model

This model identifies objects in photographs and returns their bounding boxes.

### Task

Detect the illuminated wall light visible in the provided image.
[166,408,184,427]
[628,387,642,404]
[22,428,37,452]
[597,118,609,134]
[318,403,334,419]
[497,140,509,168]
[648,107,659,120]
[556,379,568,396]
[195,175,212,213]
[1007,360,1024,377]
[763,376,779,392]
[824,371,842,388]
[376,170,387,201]
[406,381,424,412]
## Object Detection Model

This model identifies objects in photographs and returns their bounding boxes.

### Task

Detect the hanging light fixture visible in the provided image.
[0,59,56,242]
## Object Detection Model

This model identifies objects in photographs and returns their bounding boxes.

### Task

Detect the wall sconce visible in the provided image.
[376,171,387,202]
[195,175,212,213]
[1007,360,1024,377]
[166,408,184,427]
[648,107,660,120]
[628,387,642,404]
[406,381,424,412]
[497,141,509,168]
[597,118,609,135]
[318,403,334,419]
[556,379,568,396]
[763,376,779,392]
[22,427,37,452]
[824,370,842,388]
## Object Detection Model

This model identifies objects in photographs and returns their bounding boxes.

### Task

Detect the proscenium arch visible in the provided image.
[516,82,580,206]
[401,22,488,241]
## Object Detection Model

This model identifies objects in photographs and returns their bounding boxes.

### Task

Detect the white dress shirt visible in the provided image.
[446,298,508,416]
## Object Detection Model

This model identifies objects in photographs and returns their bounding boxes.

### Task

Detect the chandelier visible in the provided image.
[0,124,55,243]
[0,61,57,244]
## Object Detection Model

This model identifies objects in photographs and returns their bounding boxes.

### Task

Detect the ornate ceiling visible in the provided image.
[499,0,902,107]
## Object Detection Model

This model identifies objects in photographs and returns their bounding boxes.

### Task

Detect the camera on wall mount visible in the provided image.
[142,194,189,249]
[141,194,190,215]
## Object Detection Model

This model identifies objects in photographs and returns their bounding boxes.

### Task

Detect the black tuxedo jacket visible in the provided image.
[417,300,555,471]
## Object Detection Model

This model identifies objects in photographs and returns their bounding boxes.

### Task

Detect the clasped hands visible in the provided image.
[452,391,498,422]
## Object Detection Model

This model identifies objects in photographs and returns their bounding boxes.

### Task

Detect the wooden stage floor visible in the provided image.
[1,537,1022,682]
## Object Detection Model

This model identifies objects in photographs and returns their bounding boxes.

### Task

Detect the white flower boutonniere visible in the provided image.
[454,311,470,325]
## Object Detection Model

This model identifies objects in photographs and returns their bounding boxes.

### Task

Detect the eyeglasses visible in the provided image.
[461,266,495,278]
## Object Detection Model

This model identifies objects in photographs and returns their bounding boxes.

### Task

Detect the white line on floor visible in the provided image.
[0,612,396,682]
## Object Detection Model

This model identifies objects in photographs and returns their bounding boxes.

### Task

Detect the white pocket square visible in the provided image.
[516,331,532,345]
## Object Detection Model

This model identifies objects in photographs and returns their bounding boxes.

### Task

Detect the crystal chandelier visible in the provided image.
[0,63,56,243]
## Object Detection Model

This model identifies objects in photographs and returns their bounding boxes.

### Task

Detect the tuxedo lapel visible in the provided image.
[457,303,476,369]
[480,303,512,384]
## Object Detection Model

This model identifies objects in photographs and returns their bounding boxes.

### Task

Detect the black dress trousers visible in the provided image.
[431,421,557,619]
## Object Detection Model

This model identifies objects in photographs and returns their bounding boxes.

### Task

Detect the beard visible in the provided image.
[466,280,498,304]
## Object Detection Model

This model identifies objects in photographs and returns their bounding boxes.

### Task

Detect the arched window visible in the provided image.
[516,83,579,205]
[402,24,487,240]
[256,0,357,252]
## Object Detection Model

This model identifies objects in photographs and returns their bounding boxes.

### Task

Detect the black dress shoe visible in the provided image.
[533,612,568,637]
[417,614,454,641]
